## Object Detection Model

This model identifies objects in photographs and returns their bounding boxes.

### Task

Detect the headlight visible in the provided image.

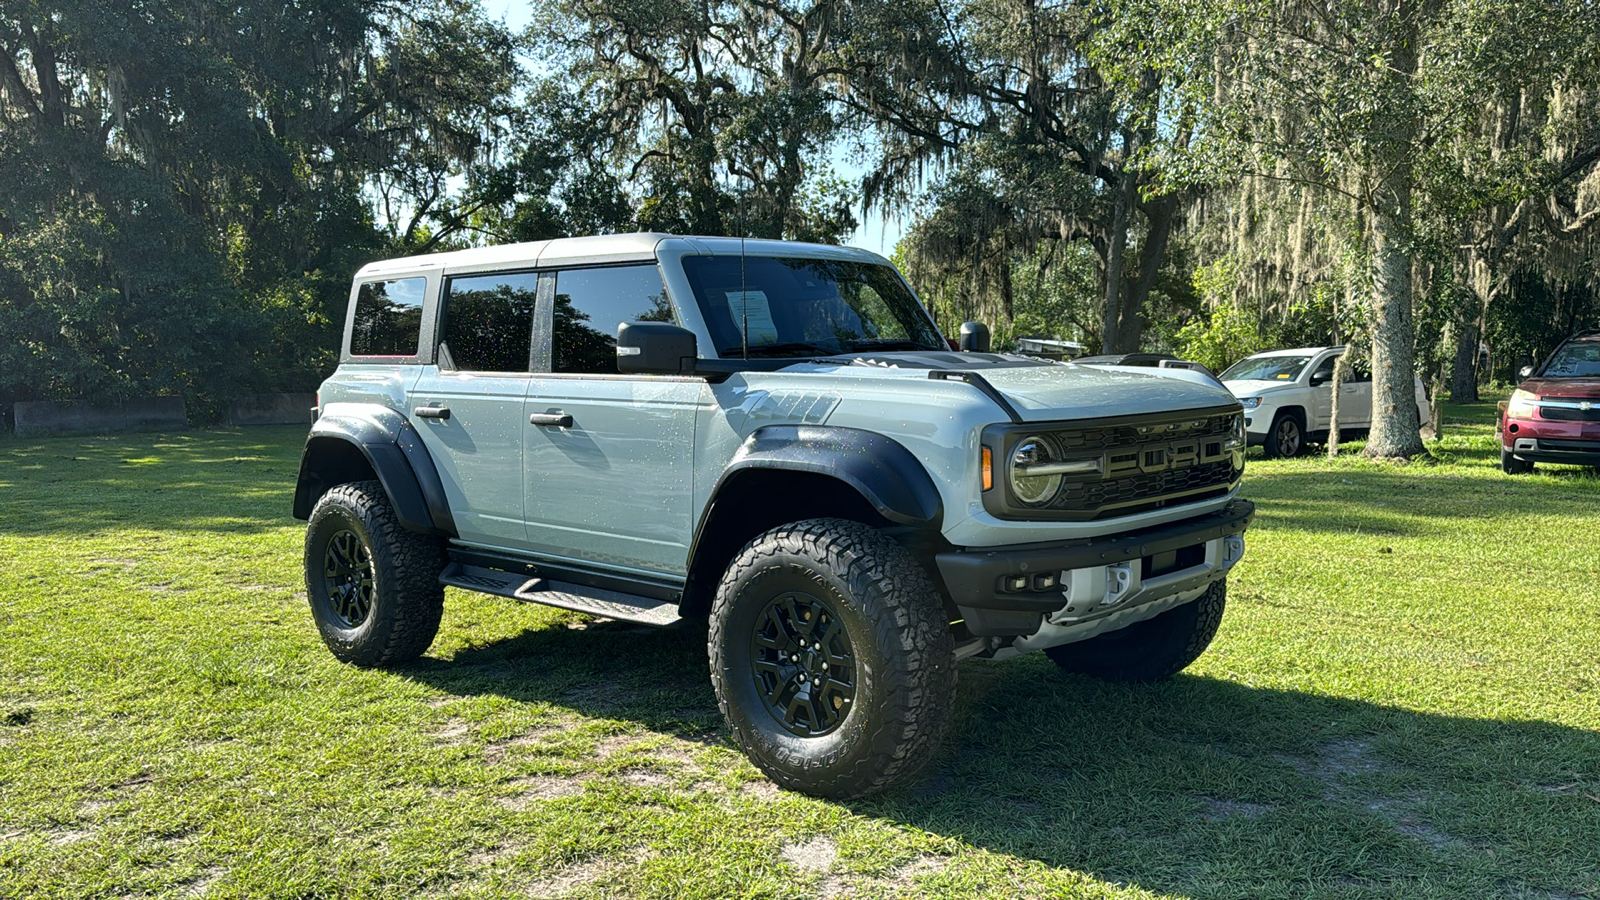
[1238,397,1263,409]
[1506,389,1537,419]
[1008,435,1102,505]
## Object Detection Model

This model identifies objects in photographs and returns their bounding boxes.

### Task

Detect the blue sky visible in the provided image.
[481,0,908,253]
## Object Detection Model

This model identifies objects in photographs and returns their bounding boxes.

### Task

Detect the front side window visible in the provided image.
[552,265,674,374]
[1221,355,1313,383]
[351,277,426,357]
[681,256,945,358]
[441,272,539,373]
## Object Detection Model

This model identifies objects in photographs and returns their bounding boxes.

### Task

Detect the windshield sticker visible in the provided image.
[726,290,780,345]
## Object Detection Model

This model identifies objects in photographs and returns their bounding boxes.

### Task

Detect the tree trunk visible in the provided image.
[1100,167,1136,353]
[1115,191,1178,353]
[1450,317,1480,403]
[1327,350,1350,457]
[1365,202,1426,459]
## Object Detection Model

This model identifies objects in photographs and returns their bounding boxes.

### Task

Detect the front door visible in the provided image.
[408,269,540,550]
[523,264,702,578]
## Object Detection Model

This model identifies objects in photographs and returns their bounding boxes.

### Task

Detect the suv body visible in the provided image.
[293,234,1253,797]
[1221,346,1429,458]
[1498,330,1600,474]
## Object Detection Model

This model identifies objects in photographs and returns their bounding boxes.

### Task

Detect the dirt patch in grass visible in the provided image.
[1202,798,1272,821]
[434,721,471,746]
[782,836,838,874]
[179,866,225,898]
[498,775,589,808]
[739,779,782,802]
[523,856,614,897]
[47,828,93,846]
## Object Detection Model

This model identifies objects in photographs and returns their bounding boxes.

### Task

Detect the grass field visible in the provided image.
[1,404,1597,899]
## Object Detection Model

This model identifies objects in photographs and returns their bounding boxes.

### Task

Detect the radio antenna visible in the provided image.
[739,174,749,361]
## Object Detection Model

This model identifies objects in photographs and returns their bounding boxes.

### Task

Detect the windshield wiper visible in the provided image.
[845,339,934,352]
[717,341,841,359]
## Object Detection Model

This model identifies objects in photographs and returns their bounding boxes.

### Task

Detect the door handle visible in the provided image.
[529,412,574,428]
[414,406,451,419]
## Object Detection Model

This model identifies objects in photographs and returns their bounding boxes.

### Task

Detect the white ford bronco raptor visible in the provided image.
[294,234,1253,798]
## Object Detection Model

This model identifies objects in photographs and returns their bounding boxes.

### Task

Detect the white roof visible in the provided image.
[354,233,890,278]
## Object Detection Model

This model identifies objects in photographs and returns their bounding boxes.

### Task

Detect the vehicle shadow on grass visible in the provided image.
[406,621,1600,899]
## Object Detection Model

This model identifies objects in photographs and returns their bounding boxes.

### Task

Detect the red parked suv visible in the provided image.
[1499,329,1600,474]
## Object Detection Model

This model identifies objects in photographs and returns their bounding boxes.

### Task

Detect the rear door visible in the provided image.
[1344,360,1374,427]
[523,264,703,578]
[408,270,540,551]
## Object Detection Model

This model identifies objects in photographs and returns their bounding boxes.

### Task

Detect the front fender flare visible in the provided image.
[292,409,456,537]
[715,425,943,527]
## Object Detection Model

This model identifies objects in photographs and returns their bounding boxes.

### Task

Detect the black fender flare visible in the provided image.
[292,409,457,537]
[718,425,942,527]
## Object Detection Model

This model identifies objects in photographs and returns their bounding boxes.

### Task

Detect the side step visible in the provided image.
[439,562,682,627]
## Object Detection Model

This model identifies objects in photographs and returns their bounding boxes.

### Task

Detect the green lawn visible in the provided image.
[1,406,1597,899]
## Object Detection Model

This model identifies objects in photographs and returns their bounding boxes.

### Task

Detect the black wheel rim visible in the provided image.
[1276,419,1300,457]
[323,529,375,627]
[748,590,856,737]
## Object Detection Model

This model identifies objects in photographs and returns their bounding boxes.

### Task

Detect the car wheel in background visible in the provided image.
[1264,411,1305,458]
[1500,448,1534,475]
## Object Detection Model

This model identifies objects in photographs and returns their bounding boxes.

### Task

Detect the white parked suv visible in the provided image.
[1220,346,1428,457]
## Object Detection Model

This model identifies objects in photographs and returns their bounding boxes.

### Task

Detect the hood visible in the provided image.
[778,352,1240,422]
[1223,378,1298,397]
[1520,376,1600,399]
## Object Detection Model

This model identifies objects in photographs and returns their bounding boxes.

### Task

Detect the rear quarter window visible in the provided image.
[351,277,427,357]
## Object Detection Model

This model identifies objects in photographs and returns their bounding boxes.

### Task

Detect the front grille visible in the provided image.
[1023,411,1243,520]
[1539,405,1600,422]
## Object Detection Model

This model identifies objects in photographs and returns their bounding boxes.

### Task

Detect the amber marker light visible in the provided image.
[981,447,993,491]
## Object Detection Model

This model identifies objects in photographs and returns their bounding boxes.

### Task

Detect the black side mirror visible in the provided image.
[1519,365,1534,379]
[959,321,991,353]
[1310,372,1330,387]
[617,322,697,375]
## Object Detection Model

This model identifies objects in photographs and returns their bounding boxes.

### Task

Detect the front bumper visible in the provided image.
[1502,414,1600,466]
[936,498,1255,636]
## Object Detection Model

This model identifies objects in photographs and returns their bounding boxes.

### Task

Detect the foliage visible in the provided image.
[1097,0,1600,457]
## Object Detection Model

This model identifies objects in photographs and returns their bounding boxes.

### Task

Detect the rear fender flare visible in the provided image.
[292,409,456,537]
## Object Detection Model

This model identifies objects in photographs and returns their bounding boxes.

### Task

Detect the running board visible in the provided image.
[439,562,682,627]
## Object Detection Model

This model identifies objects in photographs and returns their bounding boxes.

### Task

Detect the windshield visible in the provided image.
[682,255,946,358]
[1541,341,1600,377]
[1221,355,1313,383]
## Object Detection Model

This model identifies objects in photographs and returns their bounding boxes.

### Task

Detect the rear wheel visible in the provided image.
[305,481,445,666]
[1500,448,1534,475]
[1045,579,1227,682]
[709,519,956,799]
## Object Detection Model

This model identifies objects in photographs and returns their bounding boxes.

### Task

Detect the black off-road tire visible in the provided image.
[1044,578,1227,682]
[304,480,445,667]
[1263,411,1305,459]
[709,518,957,799]
[1500,448,1534,475]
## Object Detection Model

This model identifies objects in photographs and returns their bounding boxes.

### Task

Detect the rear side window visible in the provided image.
[442,272,539,372]
[351,277,426,357]
[552,265,674,374]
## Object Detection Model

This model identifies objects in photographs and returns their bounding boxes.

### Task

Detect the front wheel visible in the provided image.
[305,481,445,667]
[1501,447,1534,475]
[1045,579,1227,682]
[1264,411,1305,458]
[709,519,957,799]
